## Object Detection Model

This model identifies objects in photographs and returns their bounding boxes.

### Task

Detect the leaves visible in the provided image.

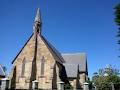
[115,3,120,47]
[115,3,120,25]
[92,66,120,90]
[93,75,120,90]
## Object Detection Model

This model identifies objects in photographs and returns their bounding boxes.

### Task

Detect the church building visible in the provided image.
[8,8,88,89]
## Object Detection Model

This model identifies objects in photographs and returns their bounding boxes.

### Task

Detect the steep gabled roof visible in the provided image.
[0,64,6,77]
[63,64,78,78]
[12,34,33,64]
[41,36,65,63]
[12,34,65,64]
[12,8,65,64]
[62,53,88,78]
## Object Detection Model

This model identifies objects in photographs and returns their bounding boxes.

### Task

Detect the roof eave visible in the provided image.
[12,34,34,64]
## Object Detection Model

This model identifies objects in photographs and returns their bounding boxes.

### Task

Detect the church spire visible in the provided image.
[33,8,42,35]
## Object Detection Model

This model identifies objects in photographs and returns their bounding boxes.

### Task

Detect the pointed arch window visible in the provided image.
[21,58,26,77]
[41,56,45,76]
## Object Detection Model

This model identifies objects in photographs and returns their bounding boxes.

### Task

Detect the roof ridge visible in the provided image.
[62,53,86,55]
[41,36,65,63]
[12,34,34,64]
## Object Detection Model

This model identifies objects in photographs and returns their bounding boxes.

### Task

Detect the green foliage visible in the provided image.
[64,83,73,90]
[115,3,120,48]
[86,78,93,89]
[92,66,120,90]
[93,75,120,90]
[115,3,120,26]
[98,65,119,76]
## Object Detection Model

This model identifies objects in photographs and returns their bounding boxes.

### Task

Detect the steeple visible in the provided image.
[33,8,42,35]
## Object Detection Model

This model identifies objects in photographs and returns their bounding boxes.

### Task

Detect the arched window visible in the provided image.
[21,58,26,77]
[41,56,45,76]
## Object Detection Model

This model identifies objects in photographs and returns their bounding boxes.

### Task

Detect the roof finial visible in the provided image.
[33,8,42,35]
[35,8,41,22]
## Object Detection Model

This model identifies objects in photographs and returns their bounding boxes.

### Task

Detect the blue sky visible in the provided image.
[0,0,120,78]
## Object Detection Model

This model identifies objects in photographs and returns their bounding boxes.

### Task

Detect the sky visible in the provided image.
[0,0,120,78]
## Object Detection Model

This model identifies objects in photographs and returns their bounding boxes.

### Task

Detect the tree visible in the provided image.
[86,78,94,89]
[115,3,120,26]
[115,3,120,45]
[2,66,7,72]
[92,65,120,90]
[64,83,73,90]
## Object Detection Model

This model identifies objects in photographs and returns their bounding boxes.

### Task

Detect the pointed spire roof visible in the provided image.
[34,8,41,23]
[33,8,42,34]
[12,8,65,64]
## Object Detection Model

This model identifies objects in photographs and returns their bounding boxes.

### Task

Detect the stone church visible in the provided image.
[8,8,88,89]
